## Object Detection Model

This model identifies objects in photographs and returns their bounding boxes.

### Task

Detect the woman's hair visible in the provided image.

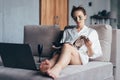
[71,5,86,18]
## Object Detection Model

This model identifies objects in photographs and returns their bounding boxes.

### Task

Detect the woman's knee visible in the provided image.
[63,43,78,55]
[70,52,82,65]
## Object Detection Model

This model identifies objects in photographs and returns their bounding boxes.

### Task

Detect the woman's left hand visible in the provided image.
[84,38,92,48]
[83,37,93,57]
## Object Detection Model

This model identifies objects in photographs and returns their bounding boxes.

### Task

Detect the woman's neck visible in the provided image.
[76,25,84,32]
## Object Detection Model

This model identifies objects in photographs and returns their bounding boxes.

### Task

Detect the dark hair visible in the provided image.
[71,6,86,18]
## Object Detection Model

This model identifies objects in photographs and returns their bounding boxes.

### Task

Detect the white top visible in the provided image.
[60,25,102,65]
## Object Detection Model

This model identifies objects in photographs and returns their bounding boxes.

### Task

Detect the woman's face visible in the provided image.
[73,10,86,27]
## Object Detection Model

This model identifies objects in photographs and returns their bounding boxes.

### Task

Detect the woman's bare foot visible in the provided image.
[47,65,62,79]
[39,59,51,73]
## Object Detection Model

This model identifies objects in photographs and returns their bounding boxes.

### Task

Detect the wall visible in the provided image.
[110,0,118,29]
[117,0,120,29]
[0,0,3,42]
[0,0,39,43]
[0,0,111,43]
[69,0,110,26]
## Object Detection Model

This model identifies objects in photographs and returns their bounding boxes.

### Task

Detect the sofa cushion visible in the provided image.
[24,25,61,57]
[90,24,112,61]
[60,61,113,80]
[0,61,113,80]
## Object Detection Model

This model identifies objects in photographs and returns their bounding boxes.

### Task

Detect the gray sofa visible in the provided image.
[0,24,119,80]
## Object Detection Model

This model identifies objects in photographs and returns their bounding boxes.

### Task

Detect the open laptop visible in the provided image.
[0,43,39,71]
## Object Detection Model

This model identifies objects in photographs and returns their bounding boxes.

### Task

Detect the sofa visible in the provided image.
[0,24,119,80]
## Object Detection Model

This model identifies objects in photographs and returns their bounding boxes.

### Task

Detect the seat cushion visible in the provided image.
[0,61,113,80]
[60,61,113,80]
[24,25,61,57]
[90,24,112,61]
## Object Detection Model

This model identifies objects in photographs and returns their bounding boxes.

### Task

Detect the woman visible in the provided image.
[39,5,102,79]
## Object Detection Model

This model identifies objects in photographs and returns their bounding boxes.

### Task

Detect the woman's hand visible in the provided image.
[80,36,92,48]
[81,36,93,57]
[84,38,92,48]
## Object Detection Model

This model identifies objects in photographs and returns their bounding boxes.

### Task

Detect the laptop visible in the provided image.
[0,43,39,71]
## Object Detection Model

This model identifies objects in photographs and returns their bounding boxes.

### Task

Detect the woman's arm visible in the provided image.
[87,30,102,59]
[84,38,93,57]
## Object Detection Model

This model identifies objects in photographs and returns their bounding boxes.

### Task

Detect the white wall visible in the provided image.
[118,0,120,29]
[0,0,111,43]
[0,0,3,42]
[69,0,110,26]
[110,0,118,29]
[0,0,39,43]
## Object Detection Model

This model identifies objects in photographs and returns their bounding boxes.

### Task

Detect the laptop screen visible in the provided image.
[0,43,37,70]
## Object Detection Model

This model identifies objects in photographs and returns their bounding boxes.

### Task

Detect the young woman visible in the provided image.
[39,5,102,79]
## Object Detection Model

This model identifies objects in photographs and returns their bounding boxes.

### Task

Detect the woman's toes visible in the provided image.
[39,63,51,73]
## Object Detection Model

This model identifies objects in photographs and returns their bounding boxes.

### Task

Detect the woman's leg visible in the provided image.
[40,53,59,73]
[47,43,82,79]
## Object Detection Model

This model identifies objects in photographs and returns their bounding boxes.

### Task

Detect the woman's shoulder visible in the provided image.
[87,26,98,35]
[64,27,76,32]
[87,26,97,32]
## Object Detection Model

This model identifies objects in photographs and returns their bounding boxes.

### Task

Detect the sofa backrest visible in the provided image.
[24,25,61,57]
[90,24,112,62]
[24,24,112,62]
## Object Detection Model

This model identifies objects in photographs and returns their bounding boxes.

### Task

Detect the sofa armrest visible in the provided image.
[111,29,120,80]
